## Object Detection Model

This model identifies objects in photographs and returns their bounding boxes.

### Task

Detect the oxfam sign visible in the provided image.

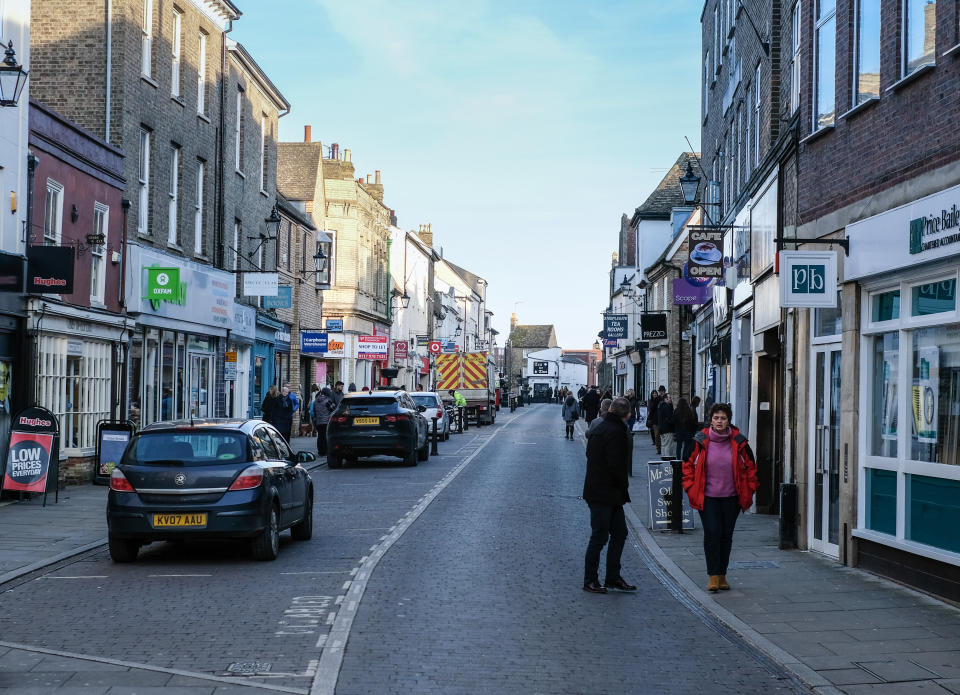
[143,267,185,307]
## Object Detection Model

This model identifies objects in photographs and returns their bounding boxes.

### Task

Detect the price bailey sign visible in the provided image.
[2,406,59,496]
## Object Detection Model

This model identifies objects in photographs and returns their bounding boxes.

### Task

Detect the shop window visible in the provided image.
[814,293,842,336]
[911,278,956,316]
[871,290,900,322]
[907,474,960,553]
[910,326,960,464]
[866,468,897,534]
[871,332,899,457]
[37,336,111,450]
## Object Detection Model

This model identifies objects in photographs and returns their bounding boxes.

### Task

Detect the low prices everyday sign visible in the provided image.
[688,228,724,278]
[2,407,59,495]
[357,335,388,360]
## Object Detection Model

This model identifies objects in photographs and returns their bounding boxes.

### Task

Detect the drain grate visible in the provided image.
[226,661,272,675]
[727,560,781,569]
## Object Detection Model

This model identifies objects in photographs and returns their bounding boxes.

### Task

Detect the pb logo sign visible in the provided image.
[791,264,826,294]
[780,251,838,308]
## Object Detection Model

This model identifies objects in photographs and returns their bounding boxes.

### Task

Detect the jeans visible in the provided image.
[584,503,628,584]
[659,432,676,458]
[676,431,693,461]
[316,426,328,456]
[698,496,740,575]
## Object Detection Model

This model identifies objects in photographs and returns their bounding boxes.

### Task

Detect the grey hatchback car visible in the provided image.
[106,419,315,562]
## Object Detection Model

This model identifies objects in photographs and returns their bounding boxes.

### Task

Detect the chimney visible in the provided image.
[510,313,518,329]
[366,174,372,184]
[357,177,364,184]
[304,125,311,143]
[417,223,433,248]
[344,149,351,162]
[375,170,381,185]
[331,143,339,159]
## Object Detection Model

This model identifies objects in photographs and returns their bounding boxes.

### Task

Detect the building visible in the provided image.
[504,316,558,394]
[388,223,438,391]
[561,349,600,387]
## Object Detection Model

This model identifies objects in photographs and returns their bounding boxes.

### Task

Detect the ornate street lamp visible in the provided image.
[313,246,327,273]
[679,161,700,206]
[264,205,281,239]
[593,340,601,351]
[399,290,410,309]
[0,41,28,107]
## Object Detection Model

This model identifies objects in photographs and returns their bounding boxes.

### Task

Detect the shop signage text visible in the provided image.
[263,285,292,309]
[224,351,237,381]
[533,361,549,375]
[243,272,279,297]
[394,340,408,360]
[779,251,838,308]
[325,318,343,332]
[910,205,960,254]
[324,334,345,358]
[28,246,75,294]
[603,314,628,339]
[143,267,184,304]
[672,278,712,305]
[358,335,388,360]
[688,228,724,278]
[641,313,667,340]
[301,332,329,353]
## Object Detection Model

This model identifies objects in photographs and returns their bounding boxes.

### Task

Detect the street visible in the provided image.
[0,404,804,694]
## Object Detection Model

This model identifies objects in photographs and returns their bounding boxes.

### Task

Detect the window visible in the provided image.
[91,203,108,303]
[43,179,63,245]
[260,114,268,192]
[232,220,240,271]
[814,293,842,336]
[197,32,207,114]
[194,160,204,255]
[814,0,836,129]
[168,144,180,246]
[753,65,761,166]
[234,89,243,171]
[736,106,743,190]
[170,9,181,97]
[790,1,801,113]
[871,332,899,457]
[866,468,897,533]
[872,290,901,322]
[703,54,710,117]
[141,0,153,77]
[138,129,150,236]
[904,0,937,75]
[855,0,881,104]
[910,325,960,464]
[744,81,752,179]
[714,6,722,72]
[912,279,957,316]
[37,336,111,450]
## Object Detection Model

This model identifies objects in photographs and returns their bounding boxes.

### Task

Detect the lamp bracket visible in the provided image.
[774,236,849,256]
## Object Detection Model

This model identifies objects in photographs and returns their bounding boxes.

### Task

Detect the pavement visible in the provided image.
[3,423,960,694]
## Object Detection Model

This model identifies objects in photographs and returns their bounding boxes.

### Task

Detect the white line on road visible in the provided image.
[341,581,351,590]
[147,574,212,578]
[310,410,526,695]
[281,571,351,575]
[315,634,327,649]
[39,576,108,579]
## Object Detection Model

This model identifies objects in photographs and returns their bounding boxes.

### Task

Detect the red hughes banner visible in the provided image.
[3,431,54,493]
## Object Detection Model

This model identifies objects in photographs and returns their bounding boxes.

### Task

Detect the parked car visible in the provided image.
[410,391,451,441]
[106,419,316,563]
[327,390,430,468]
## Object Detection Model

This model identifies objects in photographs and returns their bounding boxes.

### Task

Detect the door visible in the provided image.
[809,346,841,557]
[189,354,212,419]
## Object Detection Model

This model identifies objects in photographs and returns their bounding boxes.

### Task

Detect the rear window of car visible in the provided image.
[340,397,398,415]
[412,395,438,408]
[124,431,249,467]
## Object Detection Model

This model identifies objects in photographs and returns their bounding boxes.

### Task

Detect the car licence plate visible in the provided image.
[354,417,380,425]
[153,513,207,528]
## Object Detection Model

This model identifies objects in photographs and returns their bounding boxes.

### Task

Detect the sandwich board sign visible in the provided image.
[2,406,60,504]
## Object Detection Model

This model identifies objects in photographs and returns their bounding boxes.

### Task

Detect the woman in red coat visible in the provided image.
[682,402,758,593]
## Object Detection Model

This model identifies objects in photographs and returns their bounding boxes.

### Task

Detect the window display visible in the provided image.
[911,326,960,465]
[871,332,898,458]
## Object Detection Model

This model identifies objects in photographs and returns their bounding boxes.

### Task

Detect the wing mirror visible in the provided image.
[297,451,317,464]
[417,405,427,412]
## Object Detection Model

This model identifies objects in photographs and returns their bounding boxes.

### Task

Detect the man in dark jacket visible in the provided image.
[582,386,602,423]
[581,397,637,594]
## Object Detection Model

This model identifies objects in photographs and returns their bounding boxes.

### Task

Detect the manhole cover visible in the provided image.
[226,662,272,675]
[727,560,780,569]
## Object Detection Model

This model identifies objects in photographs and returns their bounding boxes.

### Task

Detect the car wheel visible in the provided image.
[108,535,139,563]
[403,447,418,467]
[328,454,342,469]
[252,506,280,561]
[418,437,430,461]
[290,493,313,541]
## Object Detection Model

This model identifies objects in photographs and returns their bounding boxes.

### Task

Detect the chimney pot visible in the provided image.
[375,170,381,185]
[366,174,372,184]
[331,143,339,159]
[304,125,312,142]
[344,149,351,162]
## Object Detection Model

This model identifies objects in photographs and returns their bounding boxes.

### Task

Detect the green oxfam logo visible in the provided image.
[143,267,185,307]
[909,218,924,254]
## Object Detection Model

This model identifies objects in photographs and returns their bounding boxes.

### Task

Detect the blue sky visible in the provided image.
[232,1,703,349]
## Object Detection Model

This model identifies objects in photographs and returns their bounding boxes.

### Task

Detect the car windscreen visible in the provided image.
[123,431,249,467]
[411,395,438,408]
[340,397,398,415]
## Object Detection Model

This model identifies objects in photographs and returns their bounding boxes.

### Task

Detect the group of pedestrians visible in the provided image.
[576,389,759,595]
[259,384,301,442]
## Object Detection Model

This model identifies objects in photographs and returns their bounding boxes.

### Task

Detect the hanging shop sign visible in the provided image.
[358,335,388,360]
[301,332,329,354]
[616,357,629,375]
[428,341,442,355]
[324,334,345,358]
[2,406,59,497]
[641,313,667,340]
[263,285,293,309]
[603,314,628,339]
[673,278,712,305]
[27,245,75,294]
[688,228,725,278]
[778,250,838,308]
[533,361,549,375]
[325,318,343,332]
[416,335,430,347]
[394,340,408,360]
[243,272,279,297]
[602,338,619,348]
[224,350,238,380]
[0,251,25,292]
[142,266,183,304]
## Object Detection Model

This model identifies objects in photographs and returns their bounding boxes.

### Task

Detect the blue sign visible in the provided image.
[325,318,343,332]
[602,338,618,348]
[603,314,628,339]
[301,332,329,353]
[263,285,293,309]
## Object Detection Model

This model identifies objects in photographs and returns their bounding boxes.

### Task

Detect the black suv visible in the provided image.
[326,390,430,468]
[106,419,315,562]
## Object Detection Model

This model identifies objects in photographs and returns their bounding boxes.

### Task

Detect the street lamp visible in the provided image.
[0,41,28,107]
[312,246,328,273]
[679,161,700,206]
[593,339,600,351]
[264,205,282,239]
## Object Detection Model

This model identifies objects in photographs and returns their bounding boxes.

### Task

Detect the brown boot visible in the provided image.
[707,575,720,592]
[718,575,730,590]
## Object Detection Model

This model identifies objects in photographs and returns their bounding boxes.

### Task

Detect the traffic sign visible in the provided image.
[428,341,442,355]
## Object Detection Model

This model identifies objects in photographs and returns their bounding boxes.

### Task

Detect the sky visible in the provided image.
[231,0,703,349]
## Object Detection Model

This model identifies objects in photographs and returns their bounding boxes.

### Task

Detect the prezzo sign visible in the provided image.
[779,251,838,308]
[641,313,667,340]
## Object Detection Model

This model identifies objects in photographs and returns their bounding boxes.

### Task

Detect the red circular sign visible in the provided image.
[428,341,441,355]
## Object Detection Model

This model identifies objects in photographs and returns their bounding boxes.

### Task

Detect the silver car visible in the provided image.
[410,391,451,441]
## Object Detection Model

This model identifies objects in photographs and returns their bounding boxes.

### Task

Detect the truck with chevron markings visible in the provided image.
[434,351,498,426]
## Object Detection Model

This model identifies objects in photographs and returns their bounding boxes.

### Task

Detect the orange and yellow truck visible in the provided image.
[434,351,498,426]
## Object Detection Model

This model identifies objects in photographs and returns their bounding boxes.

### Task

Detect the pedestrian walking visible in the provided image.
[647,390,661,452]
[682,402,758,592]
[585,398,612,438]
[582,386,601,423]
[332,381,345,407]
[674,397,698,462]
[547,386,553,404]
[657,393,676,458]
[561,394,580,439]
[581,397,637,594]
[691,395,702,429]
[261,384,280,425]
[273,386,296,443]
[311,386,336,456]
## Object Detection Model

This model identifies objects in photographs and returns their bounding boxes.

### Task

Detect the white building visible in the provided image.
[388,226,437,390]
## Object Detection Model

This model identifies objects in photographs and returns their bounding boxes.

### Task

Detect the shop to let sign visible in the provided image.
[358,335,388,360]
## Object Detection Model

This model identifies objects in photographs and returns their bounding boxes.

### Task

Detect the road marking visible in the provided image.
[341,581,351,590]
[325,611,336,625]
[39,576,108,579]
[310,410,526,695]
[147,574,212,577]
[315,634,327,649]
[281,571,350,575]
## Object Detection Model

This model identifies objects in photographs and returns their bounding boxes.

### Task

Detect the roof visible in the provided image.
[277,142,324,201]
[444,260,485,295]
[276,193,316,230]
[632,152,704,222]
[227,40,290,113]
[561,356,587,365]
[508,324,557,348]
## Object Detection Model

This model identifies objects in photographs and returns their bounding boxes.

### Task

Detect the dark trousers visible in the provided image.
[565,422,574,438]
[676,431,693,461]
[274,419,292,443]
[698,496,740,575]
[584,503,627,584]
[316,426,328,456]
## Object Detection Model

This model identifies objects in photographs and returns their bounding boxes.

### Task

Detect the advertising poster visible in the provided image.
[647,461,694,530]
[98,431,131,476]
[315,362,327,387]
[358,335,388,360]
[324,334,345,358]
[3,431,54,493]
[881,352,898,441]
[913,345,940,444]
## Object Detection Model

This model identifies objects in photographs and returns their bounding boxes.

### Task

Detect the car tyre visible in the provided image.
[328,454,342,469]
[108,535,139,563]
[418,437,430,461]
[403,447,418,467]
[290,493,313,541]
[252,506,280,561]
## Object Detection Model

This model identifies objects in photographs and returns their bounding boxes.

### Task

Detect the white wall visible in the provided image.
[636,219,673,282]
[0,0,29,255]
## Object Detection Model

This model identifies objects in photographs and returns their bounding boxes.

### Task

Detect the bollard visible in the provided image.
[670,459,684,533]
[463,407,469,431]
[431,416,439,456]
[510,397,516,413]
[457,407,464,434]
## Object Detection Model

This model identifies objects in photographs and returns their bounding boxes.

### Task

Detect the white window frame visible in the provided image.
[744,80,752,180]
[854,0,882,105]
[259,113,267,192]
[813,0,837,131]
[902,0,937,77]
[91,203,108,304]
[170,9,181,97]
[234,89,243,172]
[753,64,761,166]
[194,160,204,255]
[791,0,801,114]
[714,6,722,71]
[138,129,150,236]
[168,144,179,246]
[43,179,64,246]
[197,31,207,114]
[703,54,710,118]
[141,0,153,77]
[232,220,240,271]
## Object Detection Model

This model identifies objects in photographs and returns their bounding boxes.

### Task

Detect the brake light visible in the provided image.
[229,465,264,491]
[109,469,135,492]
[385,414,410,423]
[331,415,348,423]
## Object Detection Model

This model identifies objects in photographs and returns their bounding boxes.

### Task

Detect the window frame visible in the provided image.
[141,0,153,77]
[167,143,180,247]
[138,129,151,237]
[234,88,244,173]
[43,179,64,246]
[753,64,761,166]
[197,31,207,115]
[260,113,268,193]
[902,0,937,77]
[853,0,882,105]
[790,0,802,114]
[194,160,204,255]
[170,8,181,98]
[813,0,837,131]
[91,202,108,304]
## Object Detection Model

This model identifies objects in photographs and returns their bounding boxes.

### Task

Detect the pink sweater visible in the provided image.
[705,428,736,498]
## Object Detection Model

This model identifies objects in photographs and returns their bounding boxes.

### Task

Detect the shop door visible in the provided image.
[809,346,841,557]
[189,354,212,419]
